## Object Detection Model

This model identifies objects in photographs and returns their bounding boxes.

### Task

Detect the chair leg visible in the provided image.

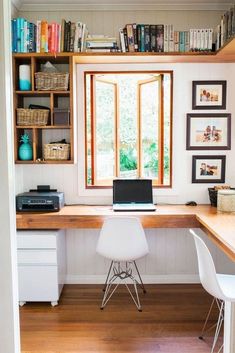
[100,261,120,310]
[211,301,224,353]
[103,261,113,292]
[100,261,145,311]
[133,260,147,294]
[199,297,217,339]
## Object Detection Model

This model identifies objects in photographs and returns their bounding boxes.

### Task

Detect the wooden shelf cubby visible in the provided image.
[13,53,73,164]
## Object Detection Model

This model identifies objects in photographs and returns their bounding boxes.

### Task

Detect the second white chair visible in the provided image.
[96,217,149,311]
[190,229,235,353]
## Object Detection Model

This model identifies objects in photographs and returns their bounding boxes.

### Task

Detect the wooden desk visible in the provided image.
[16,204,235,353]
[16,204,235,261]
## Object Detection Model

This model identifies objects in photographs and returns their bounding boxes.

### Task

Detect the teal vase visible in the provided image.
[19,142,33,161]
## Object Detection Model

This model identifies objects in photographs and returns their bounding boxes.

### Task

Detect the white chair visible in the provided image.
[190,229,235,353]
[96,217,149,311]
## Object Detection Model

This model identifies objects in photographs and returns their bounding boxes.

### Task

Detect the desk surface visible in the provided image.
[16,204,235,261]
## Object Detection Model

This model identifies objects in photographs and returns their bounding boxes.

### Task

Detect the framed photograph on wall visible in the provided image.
[192,80,227,110]
[192,155,226,183]
[186,113,231,150]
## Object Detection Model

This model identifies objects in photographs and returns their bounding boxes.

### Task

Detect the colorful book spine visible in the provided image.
[150,25,157,52]
[11,19,17,52]
[126,24,135,52]
[119,28,126,52]
[40,20,48,53]
[36,20,41,53]
[156,25,164,52]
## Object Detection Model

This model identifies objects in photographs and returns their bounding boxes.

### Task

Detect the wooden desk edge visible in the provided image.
[16,205,235,262]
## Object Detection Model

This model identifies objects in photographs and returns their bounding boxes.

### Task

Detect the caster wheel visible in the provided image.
[198,336,204,340]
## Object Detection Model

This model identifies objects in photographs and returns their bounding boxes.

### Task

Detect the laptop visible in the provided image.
[113,179,156,211]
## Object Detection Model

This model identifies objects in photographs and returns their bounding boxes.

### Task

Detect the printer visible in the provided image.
[16,185,65,212]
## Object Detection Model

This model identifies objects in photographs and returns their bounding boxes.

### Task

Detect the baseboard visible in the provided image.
[65,274,200,284]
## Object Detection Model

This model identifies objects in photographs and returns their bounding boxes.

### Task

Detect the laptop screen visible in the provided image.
[113,179,153,204]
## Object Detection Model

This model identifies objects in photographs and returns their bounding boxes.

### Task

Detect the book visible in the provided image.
[169,25,174,52]
[60,19,65,52]
[150,25,157,52]
[144,25,150,52]
[126,24,135,52]
[123,27,129,52]
[40,20,48,53]
[174,31,179,52]
[133,23,138,51]
[70,22,76,52]
[164,24,169,52]
[11,19,17,52]
[179,31,185,52]
[36,20,41,53]
[156,25,164,52]
[119,28,126,53]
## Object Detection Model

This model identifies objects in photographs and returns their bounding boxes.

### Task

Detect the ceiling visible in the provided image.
[12,0,233,11]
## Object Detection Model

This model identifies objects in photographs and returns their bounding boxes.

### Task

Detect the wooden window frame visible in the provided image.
[84,71,173,189]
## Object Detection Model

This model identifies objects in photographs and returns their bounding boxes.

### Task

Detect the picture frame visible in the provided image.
[192,80,227,110]
[186,113,231,150]
[192,155,226,183]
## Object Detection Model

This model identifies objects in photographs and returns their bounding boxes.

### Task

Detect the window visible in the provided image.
[85,71,172,187]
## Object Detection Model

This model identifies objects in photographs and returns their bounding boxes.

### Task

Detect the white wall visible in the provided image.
[15,62,235,283]
[18,9,222,40]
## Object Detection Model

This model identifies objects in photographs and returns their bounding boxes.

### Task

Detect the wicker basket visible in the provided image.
[208,187,235,206]
[44,143,70,160]
[35,72,69,91]
[17,108,49,125]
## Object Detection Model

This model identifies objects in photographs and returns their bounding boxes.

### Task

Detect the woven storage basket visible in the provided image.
[35,72,69,91]
[17,108,49,125]
[208,187,235,206]
[44,143,70,160]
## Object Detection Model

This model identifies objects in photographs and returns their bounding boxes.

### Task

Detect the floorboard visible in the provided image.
[20,284,222,353]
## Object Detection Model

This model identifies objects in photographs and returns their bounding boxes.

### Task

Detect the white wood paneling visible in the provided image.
[65,228,235,284]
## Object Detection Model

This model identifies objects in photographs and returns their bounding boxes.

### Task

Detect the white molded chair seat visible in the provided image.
[96,217,149,311]
[190,229,235,353]
[96,216,149,262]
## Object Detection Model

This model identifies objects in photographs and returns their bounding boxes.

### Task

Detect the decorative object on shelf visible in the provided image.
[19,64,31,90]
[217,189,235,212]
[44,139,70,160]
[208,185,233,206]
[35,72,69,91]
[192,80,227,110]
[54,108,70,125]
[17,108,49,126]
[192,155,226,183]
[18,133,33,161]
[186,113,231,150]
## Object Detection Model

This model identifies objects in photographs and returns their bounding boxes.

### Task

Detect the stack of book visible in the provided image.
[119,23,213,53]
[189,29,213,52]
[85,35,118,52]
[214,5,235,50]
[11,17,88,53]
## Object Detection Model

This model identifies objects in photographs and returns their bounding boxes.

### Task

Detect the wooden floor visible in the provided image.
[20,284,222,353]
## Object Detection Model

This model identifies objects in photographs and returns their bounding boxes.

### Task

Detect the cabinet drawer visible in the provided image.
[18,265,59,302]
[17,231,57,249]
[17,249,57,265]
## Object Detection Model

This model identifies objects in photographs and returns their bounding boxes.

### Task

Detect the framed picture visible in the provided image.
[186,113,231,150]
[192,155,226,183]
[192,80,227,110]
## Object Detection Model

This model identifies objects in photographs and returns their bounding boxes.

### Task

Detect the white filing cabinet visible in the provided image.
[17,230,66,306]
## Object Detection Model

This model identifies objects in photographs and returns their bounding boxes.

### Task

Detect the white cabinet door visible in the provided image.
[18,265,59,302]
